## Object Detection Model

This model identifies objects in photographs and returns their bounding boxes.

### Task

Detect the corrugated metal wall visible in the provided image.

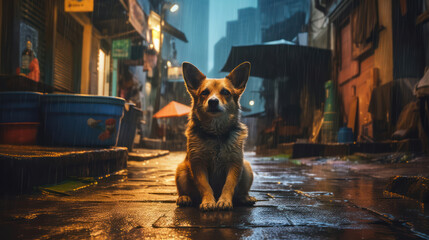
[53,1,83,92]
[53,33,74,92]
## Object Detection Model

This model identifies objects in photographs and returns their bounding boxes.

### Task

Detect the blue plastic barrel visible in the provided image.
[41,94,125,147]
[0,91,42,123]
[118,103,143,151]
[0,92,42,144]
[338,127,354,143]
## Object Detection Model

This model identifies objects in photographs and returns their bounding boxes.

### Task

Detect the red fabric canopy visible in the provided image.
[153,101,191,118]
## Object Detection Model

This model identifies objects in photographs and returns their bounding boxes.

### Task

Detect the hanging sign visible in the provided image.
[129,0,150,40]
[65,0,94,12]
[112,39,131,59]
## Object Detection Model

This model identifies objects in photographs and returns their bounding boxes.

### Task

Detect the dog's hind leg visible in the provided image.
[233,160,256,206]
[175,161,199,207]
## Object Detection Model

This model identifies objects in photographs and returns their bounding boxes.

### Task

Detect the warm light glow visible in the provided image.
[168,66,182,79]
[153,38,160,52]
[151,30,161,52]
[170,4,179,13]
[166,61,172,67]
[249,100,255,106]
[97,49,106,96]
[148,11,161,32]
[145,82,152,96]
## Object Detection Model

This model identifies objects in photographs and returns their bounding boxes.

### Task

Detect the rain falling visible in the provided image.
[0,0,429,239]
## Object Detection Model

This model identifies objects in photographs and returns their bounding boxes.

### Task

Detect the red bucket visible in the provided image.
[0,122,39,145]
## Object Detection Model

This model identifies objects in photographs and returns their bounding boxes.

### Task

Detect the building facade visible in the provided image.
[323,0,428,141]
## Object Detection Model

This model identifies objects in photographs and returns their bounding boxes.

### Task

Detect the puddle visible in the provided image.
[294,190,334,198]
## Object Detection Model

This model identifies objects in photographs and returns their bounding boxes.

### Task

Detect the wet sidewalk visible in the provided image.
[0,152,428,239]
[128,148,170,161]
[0,145,168,194]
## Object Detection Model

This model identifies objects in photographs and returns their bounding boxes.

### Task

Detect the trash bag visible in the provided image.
[414,67,429,152]
[392,101,420,140]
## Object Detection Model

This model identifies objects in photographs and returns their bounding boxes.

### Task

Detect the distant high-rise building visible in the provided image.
[212,37,229,78]
[210,6,264,131]
[211,7,261,76]
[167,0,209,73]
[227,8,261,46]
[258,0,310,42]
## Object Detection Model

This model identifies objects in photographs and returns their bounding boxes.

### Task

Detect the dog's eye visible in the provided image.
[220,89,230,95]
[201,89,209,96]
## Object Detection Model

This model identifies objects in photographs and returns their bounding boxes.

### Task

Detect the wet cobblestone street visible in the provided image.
[1,152,428,239]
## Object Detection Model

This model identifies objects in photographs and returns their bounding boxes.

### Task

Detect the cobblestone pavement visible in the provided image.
[0,152,427,239]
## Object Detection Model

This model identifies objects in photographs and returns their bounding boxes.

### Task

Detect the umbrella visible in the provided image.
[153,101,191,118]
[221,43,331,119]
[221,43,331,80]
[221,41,331,120]
[153,101,191,143]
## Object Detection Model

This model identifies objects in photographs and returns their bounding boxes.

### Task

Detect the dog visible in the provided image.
[175,61,256,211]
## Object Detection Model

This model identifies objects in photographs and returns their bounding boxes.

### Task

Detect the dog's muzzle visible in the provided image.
[208,98,222,112]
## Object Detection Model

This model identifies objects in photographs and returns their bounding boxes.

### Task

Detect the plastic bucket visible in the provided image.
[0,122,39,144]
[0,92,42,145]
[338,127,353,143]
[0,91,42,123]
[41,94,125,147]
[117,103,143,151]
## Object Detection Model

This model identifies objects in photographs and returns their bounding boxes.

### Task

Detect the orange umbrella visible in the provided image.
[153,101,191,118]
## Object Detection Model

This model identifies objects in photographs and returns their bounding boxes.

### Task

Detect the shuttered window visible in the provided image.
[53,1,83,92]
[53,33,74,92]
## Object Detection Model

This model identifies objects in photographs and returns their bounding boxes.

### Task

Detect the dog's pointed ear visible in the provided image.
[226,62,250,95]
[182,62,206,93]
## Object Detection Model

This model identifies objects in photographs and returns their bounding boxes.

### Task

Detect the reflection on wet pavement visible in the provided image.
[0,152,427,239]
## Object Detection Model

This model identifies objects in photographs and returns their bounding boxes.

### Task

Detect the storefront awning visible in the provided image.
[163,22,188,43]
[92,0,148,40]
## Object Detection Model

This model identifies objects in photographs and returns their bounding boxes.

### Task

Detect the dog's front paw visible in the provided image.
[176,195,192,207]
[216,199,233,211]
[243,196,257,205]
[236,195,257,206]
[199,200,216,211]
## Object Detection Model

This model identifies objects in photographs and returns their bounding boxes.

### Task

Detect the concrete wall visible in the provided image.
[70,13,91,94]
[336,0,394,138]
[89,33,100,95]
[0,0,2,67]
[70,12,104,95]
[392,0,425,79]
[374,0,393,85]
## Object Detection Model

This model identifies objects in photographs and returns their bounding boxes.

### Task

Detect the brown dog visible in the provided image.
[175,61,256,211]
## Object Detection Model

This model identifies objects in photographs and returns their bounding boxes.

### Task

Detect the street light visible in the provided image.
[154,1,179,113]
[169,4,179,13]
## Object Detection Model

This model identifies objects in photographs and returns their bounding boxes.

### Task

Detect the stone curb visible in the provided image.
[275,139,422,158]
[0,145,128,194]
[128,150,170,161]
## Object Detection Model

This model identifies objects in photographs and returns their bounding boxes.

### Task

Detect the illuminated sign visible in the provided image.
[129,0,150,40]
[65,0,94,12]
[112,39,131,59]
